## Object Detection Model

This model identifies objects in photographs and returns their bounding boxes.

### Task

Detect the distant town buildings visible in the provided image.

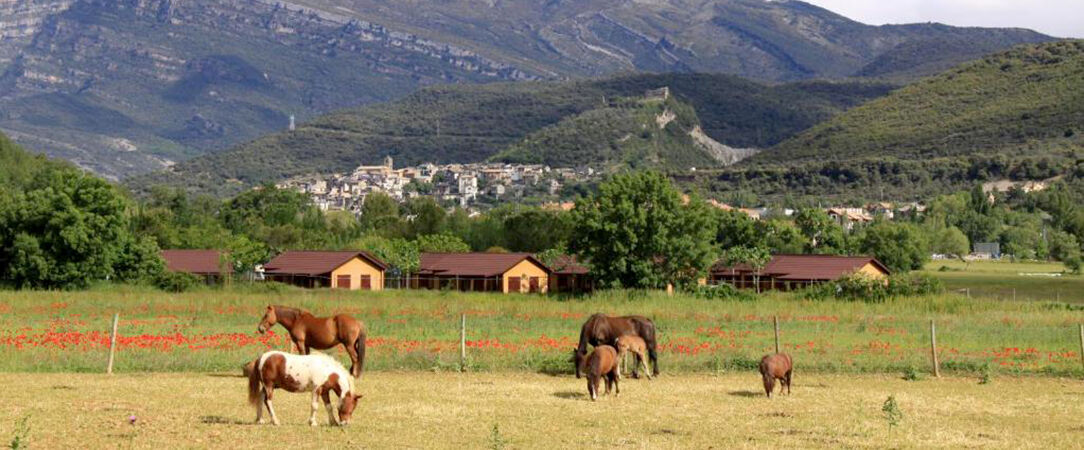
[277,157,600,214]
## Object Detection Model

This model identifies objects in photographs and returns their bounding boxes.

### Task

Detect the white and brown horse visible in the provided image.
[247,351,362,426]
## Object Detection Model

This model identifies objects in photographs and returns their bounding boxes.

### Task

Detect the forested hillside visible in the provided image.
[755,41,1084,165]
[127,73,892,197]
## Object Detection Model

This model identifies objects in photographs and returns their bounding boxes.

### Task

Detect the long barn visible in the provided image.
[710,254,890,291]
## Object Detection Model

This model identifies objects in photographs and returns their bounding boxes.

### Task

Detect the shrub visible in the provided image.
[685,283,756,301]
[887,273,945,296]
[153,271,202,293]
[801,272,943,303]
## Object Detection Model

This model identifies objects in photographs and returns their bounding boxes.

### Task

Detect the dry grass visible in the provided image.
[1,371,1081,448]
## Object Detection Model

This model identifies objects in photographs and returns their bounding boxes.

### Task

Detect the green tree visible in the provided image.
[723,245,771,293]
[359,192,399,231]
[712,209,760,251]
[926,225,970,258]
[406,198,446,238]
[756,219,807,254]
[794,208,845,254]
[854,222,929,273]
[503,208,572,252]
[416,233,471,253]
[569,171,716,289]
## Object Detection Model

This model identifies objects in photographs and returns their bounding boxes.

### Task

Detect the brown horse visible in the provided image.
[257,305,367,378]
[759,353,793,398]
[576,345,620,401]
[614,335,652,380]
[575,313,658,378]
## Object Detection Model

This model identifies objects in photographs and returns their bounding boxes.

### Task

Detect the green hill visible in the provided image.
[753,41,1084,165]
[126,73,892,197]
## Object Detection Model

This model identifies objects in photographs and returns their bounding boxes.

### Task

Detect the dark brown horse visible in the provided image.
[574,313,658,378]
[257,305,367,378]
[576,345,620,401]
[759,353,793,398]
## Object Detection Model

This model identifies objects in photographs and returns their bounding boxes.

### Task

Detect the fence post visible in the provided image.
[774,315,781,354]
[107,313,119,374]
[1079,324,1083,376]
[930,319,941,378]
[1013,288,1016,302]
[460,313,467,372]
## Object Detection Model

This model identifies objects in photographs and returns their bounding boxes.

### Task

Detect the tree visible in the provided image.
[794,208,845,254]
[756,219,806,254]
[353,235,420,275]
[712,209,760,251]
[723,246,771,293]
[0,167,162,288]
[926,225,969,258]
[503,208,572,252]
[406,197,446,238]
[854,222,929,273]
[569,171,716,289]
[359,192,399,231]
[416,233,470,253]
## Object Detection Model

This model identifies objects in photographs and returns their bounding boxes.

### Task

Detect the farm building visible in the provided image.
[546,254,593,293]
[160,249,230,283]
[413,253,551,294]
[263,251,387,290]
[710,254,890,291]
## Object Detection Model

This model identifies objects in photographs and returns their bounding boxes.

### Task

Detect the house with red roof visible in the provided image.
[413,253,551,294]
[545,254,593,293]
[263,251,388,290]
[160,249,230,283]
[710,254,890,291]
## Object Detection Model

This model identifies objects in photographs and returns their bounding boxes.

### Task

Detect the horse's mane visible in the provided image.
[272,305,307,320]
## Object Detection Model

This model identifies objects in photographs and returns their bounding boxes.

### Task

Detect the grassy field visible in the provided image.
[922,259,1084,304]
[0,371,1081,448]
[0,284,1081,377]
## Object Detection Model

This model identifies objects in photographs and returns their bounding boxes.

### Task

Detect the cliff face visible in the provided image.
[0,0,533,178]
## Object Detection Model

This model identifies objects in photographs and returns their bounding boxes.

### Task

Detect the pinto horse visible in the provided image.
[247,351,362,426]
[257,305,367,378]
[574,313,659,378]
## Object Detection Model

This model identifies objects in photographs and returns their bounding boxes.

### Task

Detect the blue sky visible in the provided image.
[804,0,1082,38]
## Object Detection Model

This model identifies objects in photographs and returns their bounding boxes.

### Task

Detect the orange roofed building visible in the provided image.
[413,253,551,294]
[263,251,387,290]
[710,254,890,291]
[160,249,230,283]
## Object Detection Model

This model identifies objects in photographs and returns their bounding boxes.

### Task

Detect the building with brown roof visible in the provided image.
[710,254,890,291]
[545,254,593,294]
[263,251,388,290]
[413,253,551,294]
[160,249,230,283]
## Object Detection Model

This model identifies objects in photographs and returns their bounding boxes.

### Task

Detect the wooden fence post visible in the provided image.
[107,313,119,374]
[460,313,467,371]
[930,319,941,378]
[1079,324,1083,376]
[774,315,781,354]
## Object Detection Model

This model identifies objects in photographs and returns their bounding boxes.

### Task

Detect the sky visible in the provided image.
[803,0,1083,38]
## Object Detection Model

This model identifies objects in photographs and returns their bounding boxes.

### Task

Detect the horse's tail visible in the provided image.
[247,357,262,406]
[354,332,366,377]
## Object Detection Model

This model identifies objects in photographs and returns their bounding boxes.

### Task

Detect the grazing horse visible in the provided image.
[257,305,367,378]
[759,353,793,398]
[574,313,659,378]
[247,351,363,426]
[614,335,652,380]
[575,345,620,401]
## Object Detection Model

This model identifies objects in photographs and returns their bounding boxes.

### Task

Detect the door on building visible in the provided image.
[360,275,371,290]
[529,276,540,293]
[507,276,520,293]
[336,275,351,289]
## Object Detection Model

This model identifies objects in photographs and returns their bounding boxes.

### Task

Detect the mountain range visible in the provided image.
[0,0,1053,179]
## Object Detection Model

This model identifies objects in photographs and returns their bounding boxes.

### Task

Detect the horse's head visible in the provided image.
[337,392,363,426]
[571,348,587,379]
[257,305,277,334]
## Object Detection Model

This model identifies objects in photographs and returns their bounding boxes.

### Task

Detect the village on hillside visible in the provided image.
[276,156,599,213]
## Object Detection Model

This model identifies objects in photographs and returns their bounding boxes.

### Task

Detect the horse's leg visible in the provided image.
[762,373,774,398]
[611,371,620,397]
[264,386,281,425]
[321,388,339,426]
[309,390,320,426]
[343,339,360,378]
[604,375,612,396]
[255,390,266,424]
[786,370,792,395]
[588,377,597,401]
[639,352,652,380]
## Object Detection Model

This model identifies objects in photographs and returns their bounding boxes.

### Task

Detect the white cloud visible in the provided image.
[803,0,1083,38]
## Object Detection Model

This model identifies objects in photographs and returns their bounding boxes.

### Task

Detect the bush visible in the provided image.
[686,283,756,301]
[801,272,943,303]
[153,271,202,293]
